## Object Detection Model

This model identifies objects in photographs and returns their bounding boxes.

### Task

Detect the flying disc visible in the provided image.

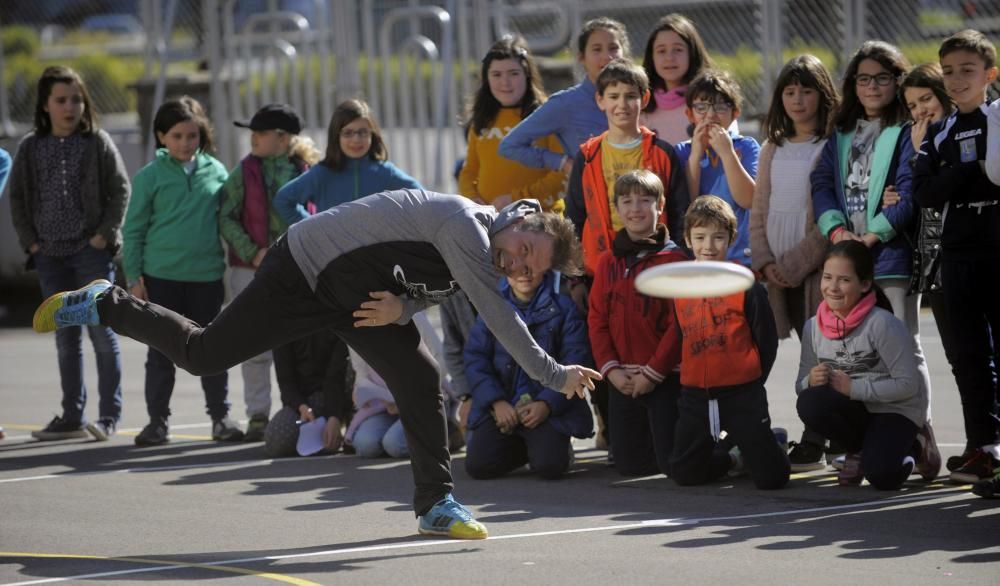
[634,261,755,299]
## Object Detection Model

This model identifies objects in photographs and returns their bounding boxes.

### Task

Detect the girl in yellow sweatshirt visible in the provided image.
[458,37,567,213]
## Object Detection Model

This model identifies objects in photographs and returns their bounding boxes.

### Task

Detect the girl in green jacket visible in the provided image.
[123,96,241,446]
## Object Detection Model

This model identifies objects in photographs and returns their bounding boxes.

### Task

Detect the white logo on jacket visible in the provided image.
[393,265,458,301]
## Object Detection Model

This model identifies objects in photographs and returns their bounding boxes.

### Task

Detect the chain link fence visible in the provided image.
[2,0,1000,155]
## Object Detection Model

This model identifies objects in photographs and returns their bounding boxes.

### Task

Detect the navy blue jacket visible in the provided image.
[464,273,594,438]
[913,103,1000,259]
[811,124,916,279]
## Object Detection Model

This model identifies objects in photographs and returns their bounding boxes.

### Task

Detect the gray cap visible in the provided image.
[488,198,542,239]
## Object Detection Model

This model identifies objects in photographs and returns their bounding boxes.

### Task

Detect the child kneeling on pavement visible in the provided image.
[463,271,594,479]
[796,240,940,489]
[669,195,790,489]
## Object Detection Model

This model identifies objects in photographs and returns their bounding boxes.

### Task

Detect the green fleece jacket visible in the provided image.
[218,154,300,264]
[123,149,228,283]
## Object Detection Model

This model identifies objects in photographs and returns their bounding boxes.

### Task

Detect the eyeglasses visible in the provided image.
[855,73,896,87]
[340,129,372,139]
[691,101,735,115]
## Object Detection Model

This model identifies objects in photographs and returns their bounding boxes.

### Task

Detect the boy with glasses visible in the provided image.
[675,70,760,266]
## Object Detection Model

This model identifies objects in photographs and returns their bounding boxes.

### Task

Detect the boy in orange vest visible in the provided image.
[565,58,688,458]
[566,58,688,278]
[670,195,789,489]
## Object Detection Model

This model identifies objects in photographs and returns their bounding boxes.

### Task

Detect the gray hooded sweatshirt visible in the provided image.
[796,306,928,426]
[286,189,567,392]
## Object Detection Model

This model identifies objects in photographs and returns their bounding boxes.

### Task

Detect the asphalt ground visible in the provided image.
[1,310,998,585]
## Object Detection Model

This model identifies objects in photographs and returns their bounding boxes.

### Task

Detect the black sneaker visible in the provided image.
[86,417,117,441]
[950,450,1000,484]
[243,415,268,442]
[31,415,88,441]
[212,417,244,441]
[971,468,1000,499]
[946,447,977,472]
[788,440,826,472]
[135,419,170,446]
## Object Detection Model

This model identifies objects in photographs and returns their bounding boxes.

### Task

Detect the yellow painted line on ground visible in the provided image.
[0,552,321,586]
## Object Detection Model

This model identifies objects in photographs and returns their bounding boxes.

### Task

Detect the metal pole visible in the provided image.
[145,0,180,162]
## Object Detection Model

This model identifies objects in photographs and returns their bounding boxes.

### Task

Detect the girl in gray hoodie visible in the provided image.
[796,241,940,489]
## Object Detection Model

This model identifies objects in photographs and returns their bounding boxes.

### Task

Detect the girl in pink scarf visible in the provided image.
[795,241,940,489]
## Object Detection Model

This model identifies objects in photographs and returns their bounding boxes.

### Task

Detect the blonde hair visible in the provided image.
[289,134,322,166]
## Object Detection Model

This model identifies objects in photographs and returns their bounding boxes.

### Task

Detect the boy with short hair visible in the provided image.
[913,29,1000,483]
[566,58,688,277]
[588,170,689,476]
[669,195,789,489]
[463,266,594,480]
[675,70,759,267]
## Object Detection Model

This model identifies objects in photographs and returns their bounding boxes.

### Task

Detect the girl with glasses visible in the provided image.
[810,43,931,431]
[274,99,420,224]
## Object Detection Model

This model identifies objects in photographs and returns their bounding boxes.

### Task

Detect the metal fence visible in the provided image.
[3,0,1000,187]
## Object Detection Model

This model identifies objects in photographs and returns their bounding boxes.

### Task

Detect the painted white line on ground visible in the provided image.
[0,490,973,586]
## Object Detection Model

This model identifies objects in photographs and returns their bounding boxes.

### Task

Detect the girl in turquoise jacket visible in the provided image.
[123,96,241,446]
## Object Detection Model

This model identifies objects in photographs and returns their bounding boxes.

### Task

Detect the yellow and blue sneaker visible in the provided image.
[33,279,112,333]
[417,494,488,539]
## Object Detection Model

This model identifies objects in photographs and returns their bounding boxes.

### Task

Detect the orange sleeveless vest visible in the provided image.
[674,292,762,389]
[578,128,672,275]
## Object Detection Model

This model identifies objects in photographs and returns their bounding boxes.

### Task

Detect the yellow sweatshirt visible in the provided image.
[459,107,567,212]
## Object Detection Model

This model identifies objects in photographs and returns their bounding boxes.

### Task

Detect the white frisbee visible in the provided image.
[634,260,755,299]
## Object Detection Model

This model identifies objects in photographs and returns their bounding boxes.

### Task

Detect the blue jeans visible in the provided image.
[353,412,409,458]
[34,245,122,423]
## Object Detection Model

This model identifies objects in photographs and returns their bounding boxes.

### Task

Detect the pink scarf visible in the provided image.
[653,86,687,110]
[816,291,876,339]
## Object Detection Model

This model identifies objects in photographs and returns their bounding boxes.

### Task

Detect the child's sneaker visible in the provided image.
[86,417,117,441]
[914,422,942,481]
[243,415,268,442]
[949,449,1000,484]
[788,440,826,472]
[771,428,788,452]
[31,415,88,440]
[212,417,244,441]
[971,468,1000,499]
[135,419,170,446]
[417,494,488,539]
[727,445,747,478]
[901,455,916,479]
[825,443,846,468]
[838,453,864,486]
[33,279,111,333]
[946,447,977,472]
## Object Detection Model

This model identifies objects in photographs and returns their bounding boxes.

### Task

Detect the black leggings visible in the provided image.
[99,238,451,516]
[797,385,919,490]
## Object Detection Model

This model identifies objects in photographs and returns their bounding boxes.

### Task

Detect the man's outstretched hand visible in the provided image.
[559,365,603,400]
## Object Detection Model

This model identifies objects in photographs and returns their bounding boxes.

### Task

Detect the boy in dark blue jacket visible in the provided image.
[913,29,1000,484]
[464,271,594,480]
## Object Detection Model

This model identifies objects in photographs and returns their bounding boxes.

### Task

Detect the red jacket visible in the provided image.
[566,127,689,275]
[587,239,688,383]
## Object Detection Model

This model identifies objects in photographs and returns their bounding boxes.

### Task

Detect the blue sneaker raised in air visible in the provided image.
[33,279,111,333]
[417,494,488,539]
